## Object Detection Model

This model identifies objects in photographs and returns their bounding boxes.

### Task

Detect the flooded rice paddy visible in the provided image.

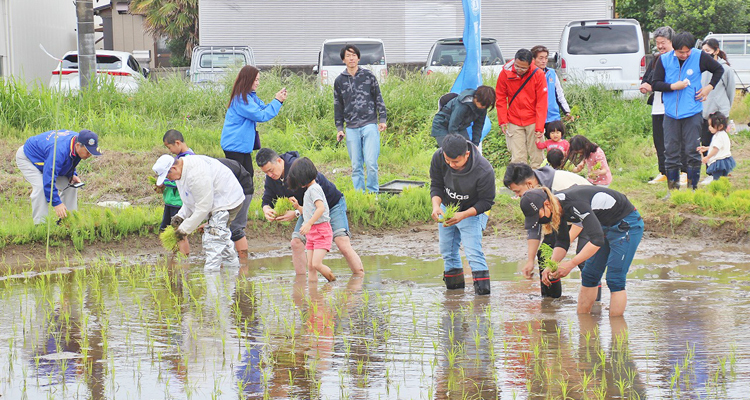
[1,248,750,399]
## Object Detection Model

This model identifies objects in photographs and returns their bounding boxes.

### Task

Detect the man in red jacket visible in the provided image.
[495,49,548,168]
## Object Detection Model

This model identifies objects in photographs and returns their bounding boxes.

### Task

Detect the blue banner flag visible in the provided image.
[451,0,492,141]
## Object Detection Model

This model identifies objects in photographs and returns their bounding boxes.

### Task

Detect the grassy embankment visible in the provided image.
[1,69,749,251]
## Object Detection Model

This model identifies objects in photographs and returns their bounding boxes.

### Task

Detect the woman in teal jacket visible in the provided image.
[221,65,287,186]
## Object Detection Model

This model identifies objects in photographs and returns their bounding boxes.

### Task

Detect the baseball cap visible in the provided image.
[152,154,175,186]
[520,189,548,230]
[77,129,102,156]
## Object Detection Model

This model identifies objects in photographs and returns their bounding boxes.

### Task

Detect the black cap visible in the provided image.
[520,189,548,230]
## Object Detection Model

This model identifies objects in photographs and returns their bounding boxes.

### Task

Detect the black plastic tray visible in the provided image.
[379,179,426,194]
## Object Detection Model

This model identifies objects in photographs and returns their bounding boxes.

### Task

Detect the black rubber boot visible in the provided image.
[687,167,701,190]
[663,169,680,200]
[472,270,491,295]
[539,265,562,298]
[443,268,465,290]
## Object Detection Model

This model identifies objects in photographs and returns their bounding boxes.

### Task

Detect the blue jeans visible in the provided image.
[293,197,351,242]
[345,124,380,193]
[580,210,643,292]
[438,210,489,272]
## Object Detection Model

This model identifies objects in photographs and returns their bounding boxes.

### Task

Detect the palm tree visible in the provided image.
[129,0,198,59]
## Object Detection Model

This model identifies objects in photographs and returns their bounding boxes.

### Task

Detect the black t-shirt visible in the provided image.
[553,185,635,249]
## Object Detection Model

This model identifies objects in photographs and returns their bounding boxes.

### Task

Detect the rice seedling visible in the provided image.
[538,243,558,273]
[438,203,460,224]
[273,197,295,216]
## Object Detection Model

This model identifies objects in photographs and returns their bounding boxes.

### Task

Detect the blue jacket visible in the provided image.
[23,130,82,207]
[431,89,487,145]
[221,92,282,153]
[661,49,703,120]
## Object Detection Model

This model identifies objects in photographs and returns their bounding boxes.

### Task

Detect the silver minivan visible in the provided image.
[188,46,255,85]
[557,19,645,98]
[423,37,505,79]
[313,38,387,86]
[700,33,750,91]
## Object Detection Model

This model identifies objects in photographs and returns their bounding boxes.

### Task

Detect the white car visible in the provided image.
[423,38,505,79]
[313,38,388,86]
[556,19,645,98]
[49,50,149,93]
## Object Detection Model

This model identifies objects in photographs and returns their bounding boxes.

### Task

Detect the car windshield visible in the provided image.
[430,43,504,66]
[567,25,639,54]
[199,52,248,68]
[61,55,122,70]
[322,43,386,66]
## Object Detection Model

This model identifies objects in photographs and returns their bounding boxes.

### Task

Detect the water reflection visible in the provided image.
[0,253,748,399]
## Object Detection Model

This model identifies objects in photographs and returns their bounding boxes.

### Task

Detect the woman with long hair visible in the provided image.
[221,65,287,180]
[699,38,736,185]
[519,185,643,316]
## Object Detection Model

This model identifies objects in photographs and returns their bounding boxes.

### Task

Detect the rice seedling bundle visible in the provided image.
[274,197,295,215]
[148,176,157,185]
[438,203,460,223]
[539,243,558,272]
[159,226,180,251]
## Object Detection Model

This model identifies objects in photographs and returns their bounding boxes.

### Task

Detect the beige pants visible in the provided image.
[506,123,544,168]
[16,146,78,224]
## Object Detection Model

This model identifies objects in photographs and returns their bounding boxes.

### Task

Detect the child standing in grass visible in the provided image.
[287,157,336,282]
[535,120,570,155]
[566,135,612,186]
[697,111,736,181]
[158,130,194,231]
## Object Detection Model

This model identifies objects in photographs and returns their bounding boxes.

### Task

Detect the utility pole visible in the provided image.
[76,0,95,89]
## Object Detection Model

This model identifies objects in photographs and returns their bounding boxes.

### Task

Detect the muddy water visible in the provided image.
[0,249,749,399]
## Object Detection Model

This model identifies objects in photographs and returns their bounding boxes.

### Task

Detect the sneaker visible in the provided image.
[699,176,714,186]
[648,173,667,184]
[679,172,688,187]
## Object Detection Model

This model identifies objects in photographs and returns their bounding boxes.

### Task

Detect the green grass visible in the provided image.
[2,71,748,250]
[0,197,160,250]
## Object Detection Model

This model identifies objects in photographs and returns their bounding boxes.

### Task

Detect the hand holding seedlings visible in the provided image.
[437,203,460,226]
[273,197,296,221]
[170,215,184,229]
[538,243,559,273]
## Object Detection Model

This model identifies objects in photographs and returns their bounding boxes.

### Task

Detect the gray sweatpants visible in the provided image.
[16,146,78,224]
[202,208,240,270]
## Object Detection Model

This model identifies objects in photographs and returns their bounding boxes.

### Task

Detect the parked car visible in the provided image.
[423,38,505,78]
[188,46,255,85]
[556,19,645,98]
[49,50,149,93]
[698,33,750,92]
[313,38,387,86]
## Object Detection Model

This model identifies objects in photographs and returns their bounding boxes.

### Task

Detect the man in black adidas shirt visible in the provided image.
[430,134,495,295]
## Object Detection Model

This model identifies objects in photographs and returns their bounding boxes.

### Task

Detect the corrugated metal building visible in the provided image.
[0,0,77,84]
[200,0,614,66]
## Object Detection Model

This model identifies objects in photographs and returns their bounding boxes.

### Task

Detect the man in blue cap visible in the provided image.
[15,129,102,224]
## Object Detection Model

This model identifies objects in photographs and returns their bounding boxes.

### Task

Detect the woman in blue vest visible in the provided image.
[651,32,724,192]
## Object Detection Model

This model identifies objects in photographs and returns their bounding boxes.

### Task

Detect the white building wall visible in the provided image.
[200,0,613,66]
[1,0,77,85]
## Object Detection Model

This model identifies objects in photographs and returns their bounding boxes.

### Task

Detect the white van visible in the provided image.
[188,46,255,86]
[700,33,750,92]
[557,19,645,98]
[313,38,387,86]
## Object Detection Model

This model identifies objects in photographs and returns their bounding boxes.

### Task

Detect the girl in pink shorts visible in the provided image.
[288,157,336,282]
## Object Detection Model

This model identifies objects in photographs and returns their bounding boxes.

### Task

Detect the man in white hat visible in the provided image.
[152,154,244,269]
